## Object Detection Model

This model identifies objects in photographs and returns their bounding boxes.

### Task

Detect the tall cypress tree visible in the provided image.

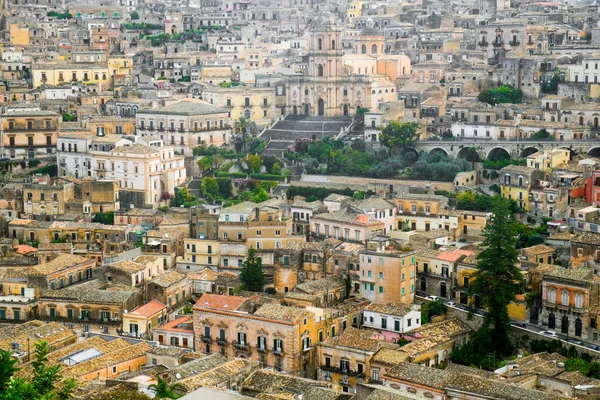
[240,247,265,292]
[469,196,523,356]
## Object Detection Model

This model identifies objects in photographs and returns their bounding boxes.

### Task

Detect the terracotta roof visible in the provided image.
[15,245,38,255]
[30,254,91,275]
[321,327,380,352]
[253,303,306,322]
[193,293,249,312]
[155,315,193,333]
[127,300,167,318]
[371,347,411,368]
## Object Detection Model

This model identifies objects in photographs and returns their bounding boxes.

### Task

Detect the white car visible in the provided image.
[426,295,439,301]
[540,330,558,338]
[444,301,456,307]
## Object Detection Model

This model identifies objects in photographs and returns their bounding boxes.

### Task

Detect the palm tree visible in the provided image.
[149,377,185,399]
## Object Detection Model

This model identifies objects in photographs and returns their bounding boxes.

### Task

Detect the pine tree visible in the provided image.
[468,196,523,356]
[240,247,265,292]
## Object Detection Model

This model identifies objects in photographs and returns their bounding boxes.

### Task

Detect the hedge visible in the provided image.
[249,173,285,182]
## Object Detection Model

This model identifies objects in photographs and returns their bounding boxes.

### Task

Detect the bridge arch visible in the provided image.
[457,147,481,162]
[588,147,600,158]
[520,147,539,158]
[429,147,449,156]
[402,147,419,164]
[487,147,511,160]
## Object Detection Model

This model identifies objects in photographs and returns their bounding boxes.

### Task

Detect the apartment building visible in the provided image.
[1,109,61,159]
[359,238,416,304]
[202,85,277,127]
[136,100,231,156]
[193,294,323,377]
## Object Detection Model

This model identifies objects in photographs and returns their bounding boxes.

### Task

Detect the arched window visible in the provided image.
[317,65,324,77]
[331,40,336,49]
[579,116,584,125]
[361,44,367,54]
[304,88,309,96]
[372,44,377,54]
[318,38,322,50]
[548,287,556,303]
[343,89,348,96]
[371,90,376,94]
[575,293,583,309]
[518,176,523,186]
[561,290,569,306]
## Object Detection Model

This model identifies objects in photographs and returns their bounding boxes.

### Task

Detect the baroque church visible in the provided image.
[286,18,392,117]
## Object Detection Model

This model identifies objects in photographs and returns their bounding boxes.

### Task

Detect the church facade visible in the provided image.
[286,22,374,117]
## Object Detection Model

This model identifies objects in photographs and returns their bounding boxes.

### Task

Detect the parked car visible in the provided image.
[569,339,584,346]
[444,301,456,307]
[425,295,439,301]
[586,344,599,351]
[540,330,558,338]
[511,321,526,328]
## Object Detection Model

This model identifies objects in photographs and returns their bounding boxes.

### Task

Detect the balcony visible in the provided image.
[243,103,253,108]
[201,336,212,343]
[273,348,284,356]
[320,365,365,377]
[509,40,520,46]
[261,103,269,108]
[478,41,489,47]
[256,346,267,353]
[216,338,227,346]
[233,341,250,350]
[492,41,504,47]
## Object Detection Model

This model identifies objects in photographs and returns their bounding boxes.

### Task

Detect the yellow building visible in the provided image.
[122,300,168,338]
[247,205,305,266]
[85,116,136,135]
[347,1,364,19]
[201,65,232,84]
[9,24,29,45]
[202,85,277,127]
[31,63,111,88]
[318,327,384,393]
[3,109,61,159]
[499,165,544,211]
[457,210,490,240]
[526,148,570,172]
[108,56,134,85]
[180,238,220,271]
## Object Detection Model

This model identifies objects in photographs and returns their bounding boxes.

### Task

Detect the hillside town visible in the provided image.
[6,0,600,399]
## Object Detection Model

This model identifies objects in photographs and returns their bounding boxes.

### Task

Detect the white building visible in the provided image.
[57,134,186,205]
[363,302,422,333]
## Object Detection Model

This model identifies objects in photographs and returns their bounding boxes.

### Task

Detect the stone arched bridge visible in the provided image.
[411,140,600,160]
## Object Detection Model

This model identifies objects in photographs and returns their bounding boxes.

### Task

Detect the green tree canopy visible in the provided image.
[0,341,78,400]
[478,85,523,105]
[240,247,265,292]
[148,377,184,399]
[247,154,262,173]
[380,121,420,156]
[468,196,523,356]
[201,177,220,202]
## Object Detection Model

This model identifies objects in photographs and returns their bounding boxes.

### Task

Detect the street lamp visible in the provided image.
[321,121,330,140]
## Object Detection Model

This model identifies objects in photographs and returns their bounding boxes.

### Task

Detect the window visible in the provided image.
[562,290,569,306]
[575,293,583,309]
[548,287,556,303]
[381,317,387,329]
[394,320,400,331]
